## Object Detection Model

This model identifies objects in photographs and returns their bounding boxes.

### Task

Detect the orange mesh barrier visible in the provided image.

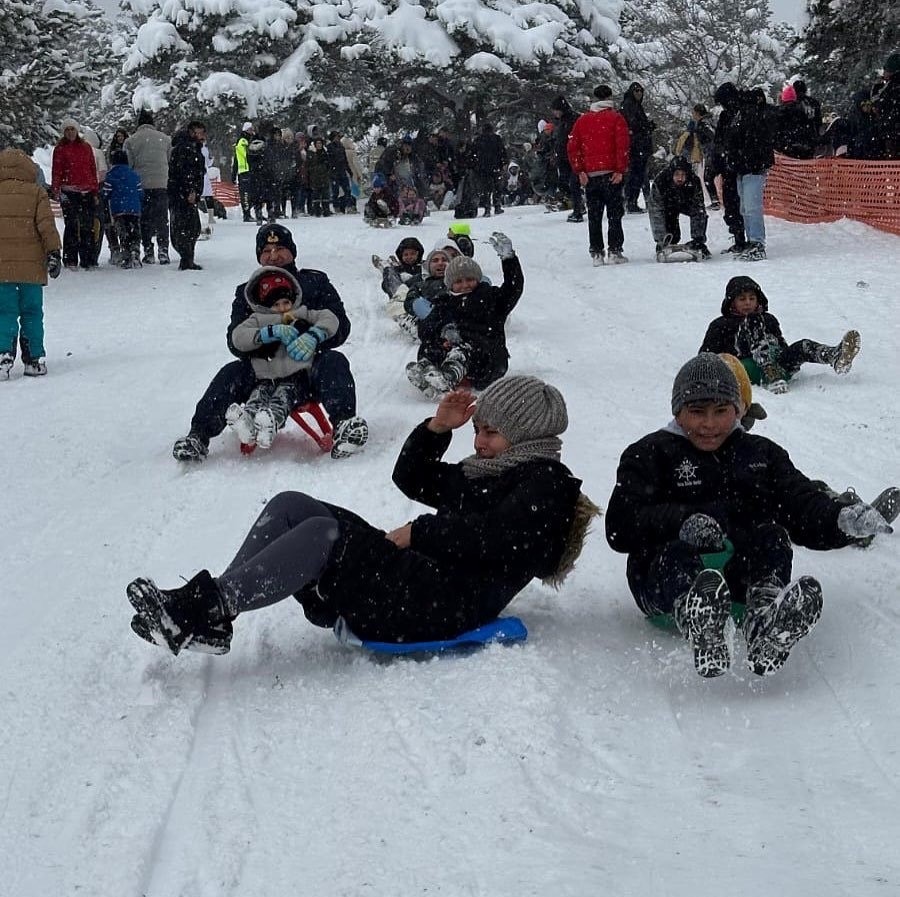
[764,153,900,236]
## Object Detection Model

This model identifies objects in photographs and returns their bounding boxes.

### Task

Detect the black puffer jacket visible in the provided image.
[724,89,775,175]
[647,157,707,245]
[621,82,655,158]
[417,255,524,387]
[698,275,787,358]
[226,262,351,358]
[606,426,851,600]
[311,422,582,642]
[167,130,205,201]
[774,101,816,158]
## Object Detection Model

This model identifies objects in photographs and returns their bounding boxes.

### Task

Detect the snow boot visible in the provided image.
[172,432,209,462]
[736,242,767,261]
[157,247,170,265]
[567,212,584,223]
[23,358,47,377]
[406,359,444,398]
[1,353,13,380]
[142,248,156,265]
[590,250,605,267]
[832,330,860,374]
[127,570,233,656]
[226,403,257,446]
[331,415,369,459]
[254,408,277,449]
[720,242,746,255]
[606,249,628,265]
[743,575,823,676]
[440,345,470,389]
[673,569,733,678]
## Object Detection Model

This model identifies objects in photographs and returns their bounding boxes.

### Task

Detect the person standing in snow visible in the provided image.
[605,354,894,679]
[0,148,62,380]
[51,118,98,270]
[709,83,746,255]
[167,120,207,271]
[566,84,631,265]
[171,223,367,463]
[124,110,172,264]
[129,376,596,656]
[232,121,256,223]
[549,95,585,221]
[101,150,143,269]
[620,82,655,214]
[471,121,507,217]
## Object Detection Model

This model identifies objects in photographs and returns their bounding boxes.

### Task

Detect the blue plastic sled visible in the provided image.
[334,616,527,655]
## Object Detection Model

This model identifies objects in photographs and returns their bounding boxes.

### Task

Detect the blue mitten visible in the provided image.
[411,296,433,319]
[259,324,297,344]
[286,326,328,362]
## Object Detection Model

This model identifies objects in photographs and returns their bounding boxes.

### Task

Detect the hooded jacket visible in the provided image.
[620,83,655,157]
[647,157,707,245]
[698,276,788,358]
[230,267,340,381]
[0,149,62,285]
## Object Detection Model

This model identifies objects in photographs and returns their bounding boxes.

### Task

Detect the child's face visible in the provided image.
[731,290,760,316]
[675,402,738,452]
[473,422,510,459]
[401,248,419,265]
[271,297,293,313]
[451,276,479,294]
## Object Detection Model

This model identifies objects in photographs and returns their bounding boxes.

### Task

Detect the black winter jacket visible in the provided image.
[621,83,655,158]
[606,426,852,598]
[167,131,205,201]
[774,102,816,158]
[417,255,524,387]
[647,158,707,245]
[698,276,787,359]
[311,422,582,642]
[724,91,775,175]
[226,262,351,359]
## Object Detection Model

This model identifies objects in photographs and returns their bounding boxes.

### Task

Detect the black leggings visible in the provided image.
[217,492,339,614]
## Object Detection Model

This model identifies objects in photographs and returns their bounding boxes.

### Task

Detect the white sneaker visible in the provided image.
[225,403,256,446]
[254,409,277,449]
[331,416,369,459]
[1,353,13,380]
[23,358,47,377]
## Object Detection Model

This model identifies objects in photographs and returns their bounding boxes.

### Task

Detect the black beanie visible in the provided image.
[672,354,741,415]
[255,223,297,260]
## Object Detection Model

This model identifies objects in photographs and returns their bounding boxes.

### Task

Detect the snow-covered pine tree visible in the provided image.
[801,0,899,105]
[0,0,109,151]
[620,0,796,131]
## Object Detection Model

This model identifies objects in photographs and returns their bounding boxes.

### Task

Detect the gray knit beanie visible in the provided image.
[444,255,483,289]
[671,353,741,415]
[474,375,568,445]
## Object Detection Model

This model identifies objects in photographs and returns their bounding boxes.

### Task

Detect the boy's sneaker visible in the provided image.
[23,358,47,377]
[590,250,605,267]
[607,250,628,264]
[1,353,13,380]
[832,329,860,374]
[720,242,746,254]
[567,212,584,223]
[172,432,209,462]
[254,408,277,449]
[406,359,444,397]
[157,248,170,265]
[737,242,767,261]
[226,402,257,446]
[441,346,469,389]
[142,248,155,264]
[673,569,733,678]
[130,612,232,655]
[743,576,823,676]
[423,366,451,395]
[331,415,369,459]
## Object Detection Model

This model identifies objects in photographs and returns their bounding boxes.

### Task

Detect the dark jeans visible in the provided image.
[292,185,310,216]
[237,172,255,218]
[330,172,352,212]
[189,351,358,443]
[476,172,504,212]
[141,188,169,254]
[625,150,649,207]
[565,168,584,214]
[60,191,96,267]
[169,198,200,263]
[585,175,625,253]
[632,523,793,616]
[721,171,745,246]
[114,215,141,259]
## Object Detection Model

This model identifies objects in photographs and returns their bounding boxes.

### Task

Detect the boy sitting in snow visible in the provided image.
[363,173,399,225]
[397,183,427,225]
[405,232,523,397]
[226,267,339,449]
[372,237,424,299]
[605,353,894,680]
[699,276,860,393]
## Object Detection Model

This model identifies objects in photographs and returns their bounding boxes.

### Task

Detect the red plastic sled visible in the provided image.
[239,401,333,455]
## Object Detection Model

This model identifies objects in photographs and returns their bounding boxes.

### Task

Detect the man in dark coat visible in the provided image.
[605,353,893,679]
[620,82,655,213]
[549,95,585,221]
[129,378,588,656]
[647,157,709,257]
[471,121,508,216]
[326,131,353,213]
[873,50,900,159]
[167,120,206,270]
[172,223,367,462]
[774,83,817,158]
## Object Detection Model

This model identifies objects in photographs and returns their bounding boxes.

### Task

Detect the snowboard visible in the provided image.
[334,616,528,655]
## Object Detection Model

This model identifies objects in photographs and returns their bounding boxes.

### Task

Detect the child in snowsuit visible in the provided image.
[226,266,340,449]
[0,148,62,379]
[605,353,894,680]
[699,276,860,393]
[102,150,144,268]
[397,183,426,225]
[406,233,523,397]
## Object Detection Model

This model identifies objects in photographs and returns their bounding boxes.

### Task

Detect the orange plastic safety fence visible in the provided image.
[764,153,900,236]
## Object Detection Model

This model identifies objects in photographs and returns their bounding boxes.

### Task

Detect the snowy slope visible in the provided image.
[1,206,898,897]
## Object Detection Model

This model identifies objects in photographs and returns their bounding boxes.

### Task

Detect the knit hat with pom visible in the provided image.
[781,83,797,103]
[474,375,569,445]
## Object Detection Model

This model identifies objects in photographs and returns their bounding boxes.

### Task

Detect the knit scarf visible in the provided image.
[460,436,563,479]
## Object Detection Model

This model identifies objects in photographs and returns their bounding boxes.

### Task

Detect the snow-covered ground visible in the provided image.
[2,205,898,896]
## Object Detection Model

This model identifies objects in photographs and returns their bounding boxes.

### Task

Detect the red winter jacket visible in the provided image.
[51,139,98,194]
[567,103,630,176]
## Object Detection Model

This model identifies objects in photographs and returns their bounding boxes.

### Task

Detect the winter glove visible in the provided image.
[740,401,767,431]
[259,324,297,345]
[411,296,433,319]
[488,231,515,259]
[376,199,390,213]
[440,323,463,348]
[837,503,893,538]
[286,326,328,363]
[679,513,727,552]
[47,251,62,280]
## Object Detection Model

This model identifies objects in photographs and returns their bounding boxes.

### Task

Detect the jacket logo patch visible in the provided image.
[675,459,702,487]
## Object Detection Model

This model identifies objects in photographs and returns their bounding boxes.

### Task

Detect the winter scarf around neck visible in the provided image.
[460,436,563,479]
